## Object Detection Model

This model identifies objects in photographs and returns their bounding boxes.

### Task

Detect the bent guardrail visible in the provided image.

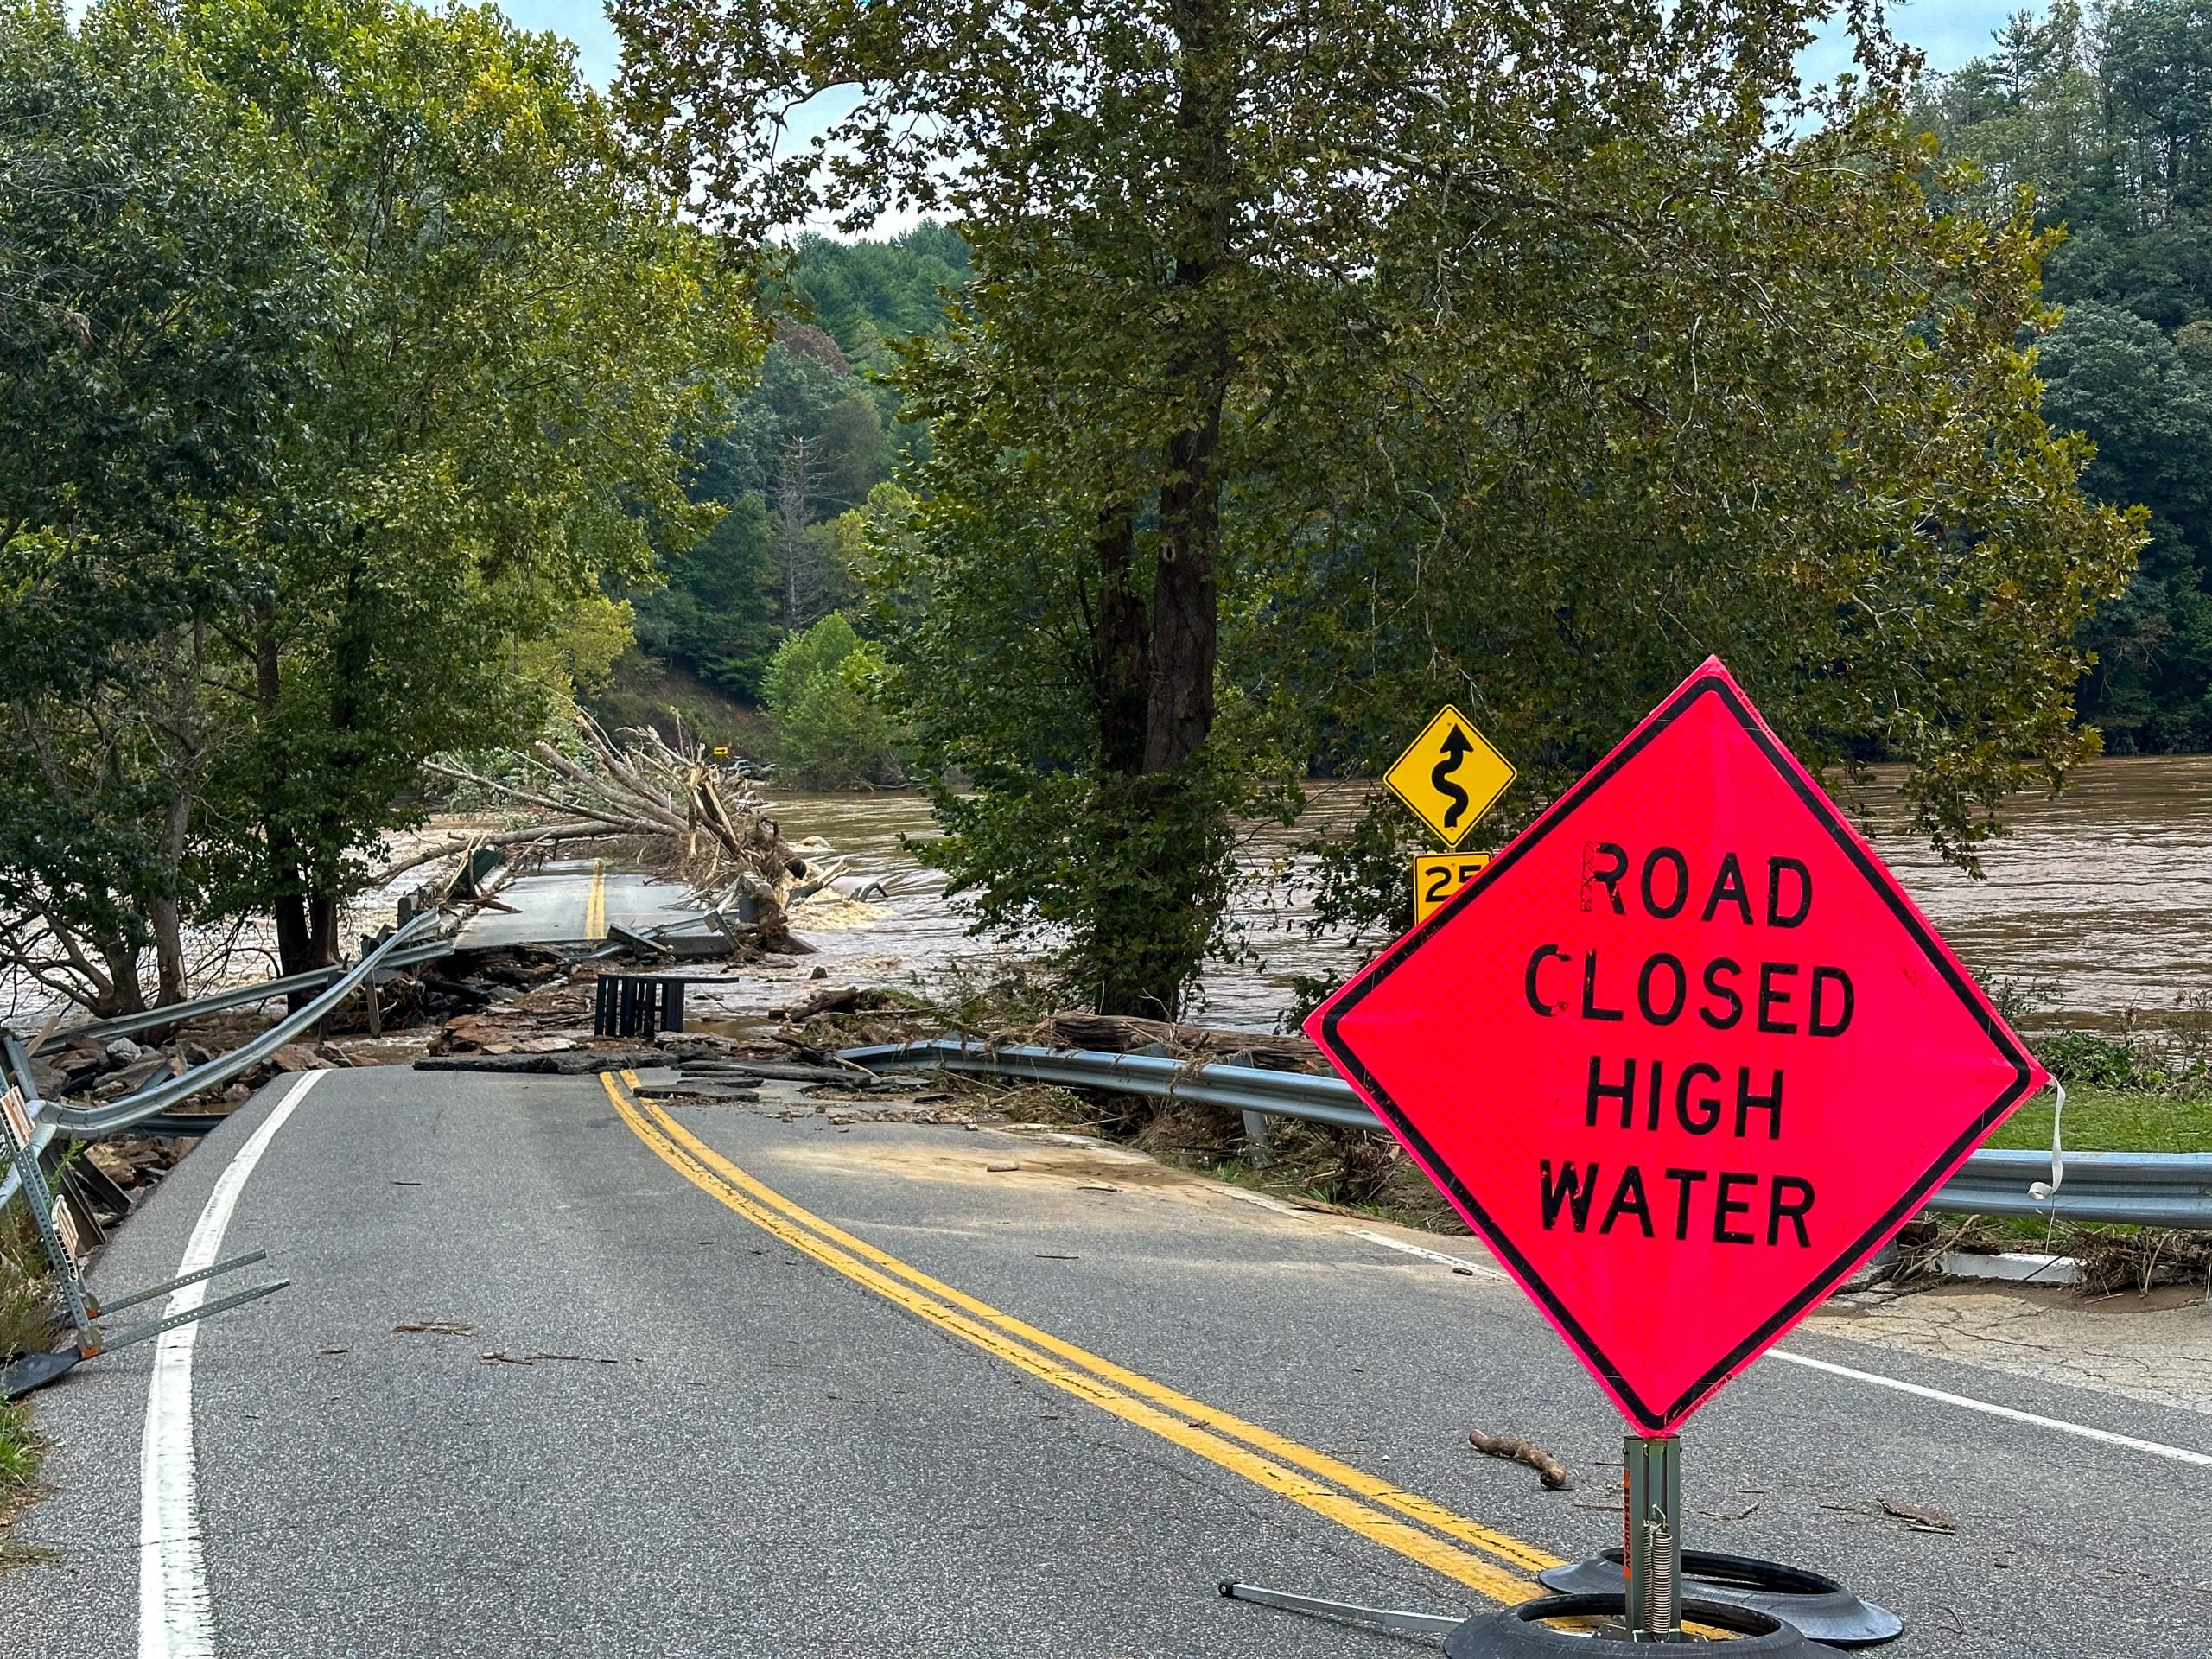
[30,934,456,1057]
[843,1037,2212,1231]
[48,908,448,1138]
[0,911,451,1220]
[842,1037,1382,1131]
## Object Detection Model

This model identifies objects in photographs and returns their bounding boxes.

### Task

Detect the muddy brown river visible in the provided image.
[772,755,2212,1036]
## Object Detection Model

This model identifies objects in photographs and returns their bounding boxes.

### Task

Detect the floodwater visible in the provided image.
[771,754,2212,1037]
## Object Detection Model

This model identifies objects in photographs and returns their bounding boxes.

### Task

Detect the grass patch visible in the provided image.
[0,1209,54,1569]
[0,1399,40,1494]
[1986,1084,2212,1155]
[0,1397,52,1572]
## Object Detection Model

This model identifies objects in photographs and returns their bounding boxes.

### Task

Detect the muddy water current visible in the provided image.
[772,755,2212,1037]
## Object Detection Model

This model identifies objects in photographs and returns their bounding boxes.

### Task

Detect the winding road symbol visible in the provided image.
[1383,705,1515,849]
[1431,724,1475,829]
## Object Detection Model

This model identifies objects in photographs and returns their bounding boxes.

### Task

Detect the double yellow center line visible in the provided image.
[582,859,607,940]
[601,1070,1562,1602]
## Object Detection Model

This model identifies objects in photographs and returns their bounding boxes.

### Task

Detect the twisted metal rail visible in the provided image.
[28,934,456,1057]
[0,911,450,1213]
[842,1037,2212,1230]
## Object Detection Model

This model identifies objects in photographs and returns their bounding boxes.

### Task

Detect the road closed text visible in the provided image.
[1529,842,1841,1248]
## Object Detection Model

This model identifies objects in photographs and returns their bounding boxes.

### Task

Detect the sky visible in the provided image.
[518,0,2035,90]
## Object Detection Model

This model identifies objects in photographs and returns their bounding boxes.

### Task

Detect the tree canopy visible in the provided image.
[1919,0,2212,749]
[619,0,2139,1019]
[0,0,757,1009]
[621,226,967,707]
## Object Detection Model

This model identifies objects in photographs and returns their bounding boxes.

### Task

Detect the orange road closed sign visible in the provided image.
[1413,853,1490,923]
[1309,658,2046,1435]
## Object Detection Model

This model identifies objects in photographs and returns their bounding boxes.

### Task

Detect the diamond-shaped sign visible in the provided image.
[1308,659,2044,1434]
[1384,706,1516,849]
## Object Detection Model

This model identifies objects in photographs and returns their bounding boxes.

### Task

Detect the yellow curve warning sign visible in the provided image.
[1384,706,1514,849]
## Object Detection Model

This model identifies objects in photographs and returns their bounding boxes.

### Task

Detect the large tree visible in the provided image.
[0,0,760,1014]
[178,0,760,977]
[619,0,2138,1020]
[0,0,328,1014]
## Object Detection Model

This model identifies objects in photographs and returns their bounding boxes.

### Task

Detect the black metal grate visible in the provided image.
[593,975,687,1039]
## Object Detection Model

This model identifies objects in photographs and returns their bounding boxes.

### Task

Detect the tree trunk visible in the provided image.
[149,895,187,1007]
[93,932,148,1018]
[149,630,202,1006]
[1147,403,1224,772]
[1090,0,1234,1022]
[778,435,819,628]
[255,603,318,996]
[1096,509,1148,777]
[1149,0,1230,773]
[302,554,375,976]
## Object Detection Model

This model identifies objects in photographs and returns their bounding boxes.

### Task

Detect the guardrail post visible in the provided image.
[1,1091,98,1355]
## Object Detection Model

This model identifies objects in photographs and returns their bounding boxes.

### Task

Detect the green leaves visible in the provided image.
[172,0,764,950]
[760,612,904,788]
[620,0,2140,1016]
[1,0,763,999]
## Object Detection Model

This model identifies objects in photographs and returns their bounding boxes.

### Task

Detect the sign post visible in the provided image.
[1305,658,2047,1649]
[1618,1435,1682,1641]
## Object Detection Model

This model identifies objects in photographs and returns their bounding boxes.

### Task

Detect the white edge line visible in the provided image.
[1768,1348,2212,1469]
[1341,1224,1509,1281]
[139,1069,324,1659]
[1332,1219,2212,1471]
[1222,1188,1310,1217]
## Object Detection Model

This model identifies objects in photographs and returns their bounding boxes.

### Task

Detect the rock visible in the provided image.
[222,1084,251,1103]
[105,1037,143,1065]
[270,1044,325,1073]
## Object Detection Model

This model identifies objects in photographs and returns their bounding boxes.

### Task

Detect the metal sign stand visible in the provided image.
[2,1096,288,1399]
[1607,1436,1689,1642]
[1223,1434,1855,1654]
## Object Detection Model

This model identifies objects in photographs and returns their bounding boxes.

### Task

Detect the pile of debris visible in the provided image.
[427,715,839,952]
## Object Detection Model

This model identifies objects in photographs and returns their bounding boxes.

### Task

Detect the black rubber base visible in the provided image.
[1444,1595,1833,1656]
[1537,1551,1902,1647]
[1,1346,81,1400]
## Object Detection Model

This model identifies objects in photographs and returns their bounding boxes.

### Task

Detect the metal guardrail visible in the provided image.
[842,1037,2212,1231]
[49,909,448,1138]
[1937,1149,2212,1229]
[0,912,451,1217]
[841,1038,1382,1131]
[30,935,456,1056]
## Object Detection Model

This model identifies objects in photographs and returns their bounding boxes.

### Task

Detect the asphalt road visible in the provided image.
[5,1065,2209,1656]
[458,860,702,950]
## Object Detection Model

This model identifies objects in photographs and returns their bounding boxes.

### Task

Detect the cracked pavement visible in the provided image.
[1808,1282,2212,1418]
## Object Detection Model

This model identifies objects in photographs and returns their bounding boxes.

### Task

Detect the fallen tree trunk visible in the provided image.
[420,715,813,950]
[375,820,636,886]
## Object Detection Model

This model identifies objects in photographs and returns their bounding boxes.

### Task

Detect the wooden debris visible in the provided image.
[1468,1429,1573,1491]
[414,1052,658,1075]
[426,715,823,952]
[1039,1011,1320,1068]
[1880,1498,1956,1534]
